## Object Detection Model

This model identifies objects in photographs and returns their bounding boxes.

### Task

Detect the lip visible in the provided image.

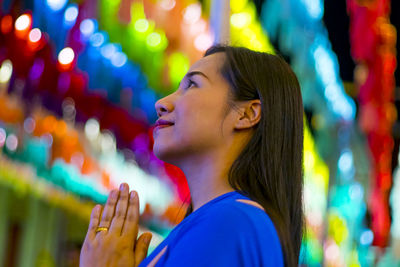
[153,124,173,134]
[154,119,174,135]
[155,119,174,127]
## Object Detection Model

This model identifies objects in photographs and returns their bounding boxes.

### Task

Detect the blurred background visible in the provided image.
[0,0,399,266]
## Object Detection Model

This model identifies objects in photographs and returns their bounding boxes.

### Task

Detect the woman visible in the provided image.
[80,45,304,267]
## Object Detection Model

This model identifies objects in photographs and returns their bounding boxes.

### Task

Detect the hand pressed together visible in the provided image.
[80,183,152,267]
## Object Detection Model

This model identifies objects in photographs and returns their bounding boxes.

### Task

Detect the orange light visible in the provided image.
[15,14,31,31]
[14,14,32,39]
[1,15,13,34]
[55,120,67,137]
[43,115,57,133]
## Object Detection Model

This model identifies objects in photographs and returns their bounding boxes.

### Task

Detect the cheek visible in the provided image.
[175,99,224,144]
[153,93,228,159]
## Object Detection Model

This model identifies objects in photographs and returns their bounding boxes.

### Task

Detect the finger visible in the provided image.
[85,205,102,242]
[134,233,152,267]
[122,191,140,242]
[109,183,130,235]
[97,189,119,235]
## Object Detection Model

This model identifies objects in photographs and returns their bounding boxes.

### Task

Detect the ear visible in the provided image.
[234,100,262,130]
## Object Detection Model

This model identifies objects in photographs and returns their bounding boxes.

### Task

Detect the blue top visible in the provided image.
[139,190,284,267]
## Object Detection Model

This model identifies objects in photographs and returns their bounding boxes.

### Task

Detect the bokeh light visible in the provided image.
[360,230,374,246]
[85,118,100,140]
[231,12,252,28]
[134,19,149,33]
[46,0,68,12]
[80,19,96,38]
[5,134,18,151]
[194,33,213,52]
[111,52,127,67]
[146,32,161,48]
[1,15,13,34]
[29,28,42,43]
[24,118,36,134]
[58,47,75,65]
[100,44,118,59]
[0,59,13,83]
[183,3,201,24]
[90,32,106,47]
[159,0,176,11]
[0,128,6,148]
[15,14,31,31]
[64,4,78,27]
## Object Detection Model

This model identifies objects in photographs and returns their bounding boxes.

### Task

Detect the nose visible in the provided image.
[155,96,174,118]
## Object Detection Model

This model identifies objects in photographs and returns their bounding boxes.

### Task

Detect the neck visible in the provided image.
[177,132,251,212]
[166,130,253,212]
[179,150,235,212]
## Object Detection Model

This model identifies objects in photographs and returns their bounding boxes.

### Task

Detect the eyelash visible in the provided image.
[186,79,196,89]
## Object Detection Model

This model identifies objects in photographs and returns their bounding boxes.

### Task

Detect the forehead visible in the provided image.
[188,52,225,79]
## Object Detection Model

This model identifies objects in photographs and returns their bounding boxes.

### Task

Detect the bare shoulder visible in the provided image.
[235,198,265,211]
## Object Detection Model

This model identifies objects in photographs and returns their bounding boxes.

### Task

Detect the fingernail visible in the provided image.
[119,183,125,191]
[144,234,152,245]
[130,191,137,199]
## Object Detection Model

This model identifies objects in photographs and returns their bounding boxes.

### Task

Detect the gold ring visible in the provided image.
[95,227,109,233]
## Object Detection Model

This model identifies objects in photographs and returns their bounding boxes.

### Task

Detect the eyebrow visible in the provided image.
[186,71,210,81]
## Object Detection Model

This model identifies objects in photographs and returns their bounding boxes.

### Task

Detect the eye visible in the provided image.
[185,79,196,89]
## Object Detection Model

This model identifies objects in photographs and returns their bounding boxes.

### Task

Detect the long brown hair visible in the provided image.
[184,45,304,266]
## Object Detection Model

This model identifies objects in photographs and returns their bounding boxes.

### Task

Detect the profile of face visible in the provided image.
[153,52,261,166]
[152,53,236,164]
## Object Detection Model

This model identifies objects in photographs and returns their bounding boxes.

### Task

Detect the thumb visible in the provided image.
[134,232,152,267]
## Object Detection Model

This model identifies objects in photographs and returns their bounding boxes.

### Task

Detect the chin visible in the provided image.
[153,142,172,161]
[153,142,183,165]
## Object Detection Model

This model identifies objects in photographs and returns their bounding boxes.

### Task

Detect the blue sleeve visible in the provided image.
[157,204,284,267]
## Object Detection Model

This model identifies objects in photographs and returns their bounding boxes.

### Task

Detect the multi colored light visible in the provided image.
[302,122,330,264]
[229,0,274,52]
[347,0,398,248]
[1,2,389,265]
[0,12,180,230]
[260,0,370,265]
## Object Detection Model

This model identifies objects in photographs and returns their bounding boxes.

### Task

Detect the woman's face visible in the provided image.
[153,52,237,163]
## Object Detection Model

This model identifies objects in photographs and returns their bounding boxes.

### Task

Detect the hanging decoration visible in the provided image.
[261,0,371,266]
[1,3,334,263]
[347,0,397,248]
[0,12,182,233]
